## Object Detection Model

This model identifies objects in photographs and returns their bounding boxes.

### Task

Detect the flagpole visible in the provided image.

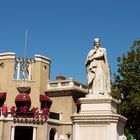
[24,29,28,59]
[23,29,28,81]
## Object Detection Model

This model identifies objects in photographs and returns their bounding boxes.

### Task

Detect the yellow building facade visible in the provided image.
[0,52,87,140]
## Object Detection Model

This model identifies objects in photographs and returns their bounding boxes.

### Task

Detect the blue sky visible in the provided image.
[0,0,140,83]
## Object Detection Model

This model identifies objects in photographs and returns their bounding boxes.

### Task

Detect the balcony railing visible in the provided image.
[47,78,87,92]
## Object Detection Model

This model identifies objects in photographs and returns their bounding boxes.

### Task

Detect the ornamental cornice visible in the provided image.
[72,114,127,123]
[35,54,51,64]
[0,52,15,60]
[80,97,118,105]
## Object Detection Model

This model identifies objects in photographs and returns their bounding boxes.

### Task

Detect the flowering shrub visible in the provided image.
[10,106,16,113]
[8,105,49,120]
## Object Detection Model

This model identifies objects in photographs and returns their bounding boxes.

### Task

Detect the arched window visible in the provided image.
[49,128,58,140]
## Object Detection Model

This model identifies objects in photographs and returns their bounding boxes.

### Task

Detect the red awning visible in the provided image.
[40,94,52,102]
[0,92,6,100]
[15,93,31,103]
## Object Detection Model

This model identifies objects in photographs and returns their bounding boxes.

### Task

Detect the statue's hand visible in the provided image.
[89,56,94,61]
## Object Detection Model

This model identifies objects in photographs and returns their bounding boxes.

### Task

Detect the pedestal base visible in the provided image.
[72,95,127,140]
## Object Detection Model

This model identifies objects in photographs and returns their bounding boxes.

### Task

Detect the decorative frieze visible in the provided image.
[72,114,126,123]
[13,118,47,125]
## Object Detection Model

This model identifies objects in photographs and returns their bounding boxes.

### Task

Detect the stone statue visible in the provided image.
[85,38,111,95]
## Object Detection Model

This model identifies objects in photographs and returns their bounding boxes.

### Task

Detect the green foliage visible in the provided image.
[112,40,140,138]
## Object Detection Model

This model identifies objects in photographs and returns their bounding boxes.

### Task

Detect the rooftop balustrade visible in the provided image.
[46,77,87,93]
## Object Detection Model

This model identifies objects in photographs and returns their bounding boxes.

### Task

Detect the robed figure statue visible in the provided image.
[85,38,111,95]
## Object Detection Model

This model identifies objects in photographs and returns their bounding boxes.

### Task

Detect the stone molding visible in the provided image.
[35,54,51,64]
[47,119,72,125]
[0,52,15,60]
[0,117,13,121]
[80,95,118,105]
[72,114,127,123]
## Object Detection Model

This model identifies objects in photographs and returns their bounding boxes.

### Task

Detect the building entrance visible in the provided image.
[14,126,33,140]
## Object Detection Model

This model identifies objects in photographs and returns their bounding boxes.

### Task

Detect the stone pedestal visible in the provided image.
[72,94,127,140]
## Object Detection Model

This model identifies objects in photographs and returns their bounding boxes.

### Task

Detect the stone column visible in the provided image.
[110,123,117,140]
[69,79,74,87]
[28,62,32,80]
[0,121,3,140]
[73,123,79,140]
[33,127,37,140]
[11,126,15,140]
[16,61,20,80]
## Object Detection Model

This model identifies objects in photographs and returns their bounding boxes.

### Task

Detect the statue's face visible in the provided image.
[94,42,100,48]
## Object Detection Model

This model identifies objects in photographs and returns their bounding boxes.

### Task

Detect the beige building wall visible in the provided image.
[0,52,87,140]
[2,121,12,140]
[50,96,74,122]
[0,53,51,108]
[0,119,49,140]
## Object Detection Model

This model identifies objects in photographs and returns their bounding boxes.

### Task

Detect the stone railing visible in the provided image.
[47,78,87,92]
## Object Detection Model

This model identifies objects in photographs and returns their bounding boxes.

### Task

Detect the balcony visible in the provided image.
[45,77,88,97]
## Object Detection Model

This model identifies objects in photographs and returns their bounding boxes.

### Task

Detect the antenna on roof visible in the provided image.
[24,29,28,59]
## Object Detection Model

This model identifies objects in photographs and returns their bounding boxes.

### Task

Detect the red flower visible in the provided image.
[10,106,16,113]
[31,107,38,113]
[43,107,49,115]
[23,106,27,113]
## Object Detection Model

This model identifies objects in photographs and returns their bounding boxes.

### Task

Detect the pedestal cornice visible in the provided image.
[80,95,118,104]
[72,113,127,124]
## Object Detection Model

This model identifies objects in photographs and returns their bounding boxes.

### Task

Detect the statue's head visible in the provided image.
[94,38,100,48]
